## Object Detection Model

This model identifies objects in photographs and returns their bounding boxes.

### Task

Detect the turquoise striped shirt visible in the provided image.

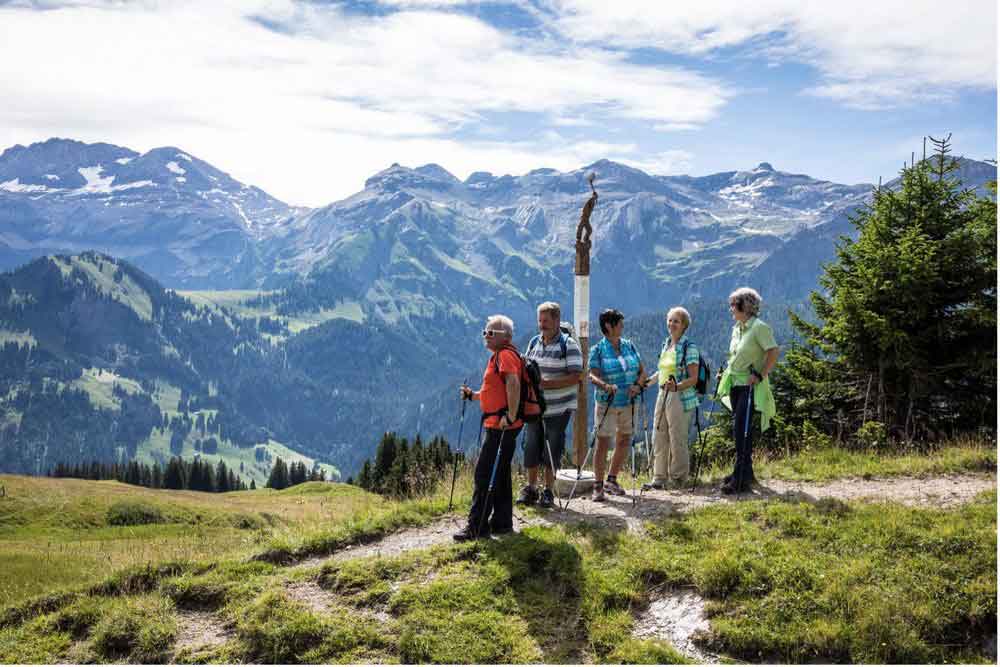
[589,337,641,407]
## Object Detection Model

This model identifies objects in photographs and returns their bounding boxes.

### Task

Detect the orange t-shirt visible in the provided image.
[480,346,524,429]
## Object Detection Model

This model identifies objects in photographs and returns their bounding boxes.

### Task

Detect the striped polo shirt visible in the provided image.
[526,333,584,415]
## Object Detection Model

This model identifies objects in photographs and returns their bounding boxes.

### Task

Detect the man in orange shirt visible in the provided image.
[456,314,523,541]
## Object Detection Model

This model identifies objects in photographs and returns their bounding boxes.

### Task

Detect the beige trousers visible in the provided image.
[652,390,692,482]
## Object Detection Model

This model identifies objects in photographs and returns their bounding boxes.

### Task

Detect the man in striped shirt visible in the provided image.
[517,301,584,508]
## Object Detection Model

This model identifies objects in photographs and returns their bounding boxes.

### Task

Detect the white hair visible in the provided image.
[729,287,763,317]
[487,314,514,338]
[666,306,691,332]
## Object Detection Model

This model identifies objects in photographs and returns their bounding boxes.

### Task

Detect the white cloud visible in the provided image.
[0,0,731,204]
[550,0,997,109]
[612,150,695,176]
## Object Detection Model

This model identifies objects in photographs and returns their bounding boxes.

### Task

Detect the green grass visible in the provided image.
[52,255,153,322]
[176,289,365,333]
[0,476,416,608]
[0,446,995,664]
[70,368,145,410]
[691,438,997,484]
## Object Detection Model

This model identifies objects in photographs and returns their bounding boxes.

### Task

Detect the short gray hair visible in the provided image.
[536,301,561,321]
[486,314,514,338]
[666,306,691,332]
[729,287,762,317]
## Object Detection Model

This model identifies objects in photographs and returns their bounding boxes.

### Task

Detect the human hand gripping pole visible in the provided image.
[447,378,470,512]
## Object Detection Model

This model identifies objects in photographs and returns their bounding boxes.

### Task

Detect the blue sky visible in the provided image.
[0,0,995,206]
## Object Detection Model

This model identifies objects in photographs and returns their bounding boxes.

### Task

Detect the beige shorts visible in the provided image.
[594,403,636,438]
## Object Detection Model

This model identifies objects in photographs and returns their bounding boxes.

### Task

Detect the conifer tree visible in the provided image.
[266,457,290,490]
[785,136,996,441]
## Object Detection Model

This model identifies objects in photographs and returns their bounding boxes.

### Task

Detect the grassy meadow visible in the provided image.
[0,441,994,664]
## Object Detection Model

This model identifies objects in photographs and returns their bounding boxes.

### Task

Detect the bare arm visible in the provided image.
[668,362,699,392]
[749,347,780,386]
[542,371,585,390]
[503,373,520,424]
[762,347,779,378]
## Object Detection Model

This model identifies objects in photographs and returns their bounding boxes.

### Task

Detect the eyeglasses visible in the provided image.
[482,329,505,338]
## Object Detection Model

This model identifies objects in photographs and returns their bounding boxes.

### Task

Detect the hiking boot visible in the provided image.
[591,484,606,502]
[642,480,666,492]
[453,525,489,542]
[604,479,626,496]
[721,480,752,495]
[724,472,757,487]
[539,488,555,509]
[515,485,538,506]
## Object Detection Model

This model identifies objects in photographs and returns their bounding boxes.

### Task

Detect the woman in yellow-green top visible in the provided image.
[716,287,779,494]
[641,306,700,489]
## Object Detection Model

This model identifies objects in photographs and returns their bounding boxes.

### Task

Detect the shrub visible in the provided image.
[105,501,164,526]
[854,421,888,450]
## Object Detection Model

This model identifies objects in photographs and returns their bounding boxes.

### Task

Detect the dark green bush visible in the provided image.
[105,501,164,526]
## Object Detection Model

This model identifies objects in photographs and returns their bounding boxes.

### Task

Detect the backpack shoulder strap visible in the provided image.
[559,332,568,359]
[527,334,541,356]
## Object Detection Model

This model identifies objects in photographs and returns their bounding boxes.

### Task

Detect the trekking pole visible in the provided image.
[447,377,469,512]
[564,400,612,512]
[690,406,705,489]
[630,394,639,505]
[539,418,564,511]
[638,385,651,500]
[477,421,510,538]
[737,366,757,492]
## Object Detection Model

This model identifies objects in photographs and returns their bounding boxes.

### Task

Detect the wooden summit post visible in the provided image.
[573,174,597,467]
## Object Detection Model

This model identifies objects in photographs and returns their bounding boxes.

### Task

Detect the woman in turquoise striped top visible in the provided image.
[587,309,646,501]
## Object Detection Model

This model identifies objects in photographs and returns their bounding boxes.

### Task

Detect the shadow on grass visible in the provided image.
[481,529,587,663]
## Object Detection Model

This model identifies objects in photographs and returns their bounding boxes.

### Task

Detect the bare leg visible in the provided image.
[543,466,555,489]
[526,466,538,488]
[594,436,611,482]
[609,433,630,477]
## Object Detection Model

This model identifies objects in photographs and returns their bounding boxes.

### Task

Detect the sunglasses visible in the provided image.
[482,329,505,338]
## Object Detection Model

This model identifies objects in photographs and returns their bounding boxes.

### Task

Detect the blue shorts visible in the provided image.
[523,411,573,469]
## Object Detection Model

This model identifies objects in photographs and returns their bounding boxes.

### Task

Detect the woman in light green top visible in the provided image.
[716,287,779,494]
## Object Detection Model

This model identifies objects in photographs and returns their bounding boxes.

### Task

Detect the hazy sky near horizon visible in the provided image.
[1,0,996,206]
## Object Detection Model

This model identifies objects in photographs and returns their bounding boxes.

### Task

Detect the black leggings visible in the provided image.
[468,426,521,534]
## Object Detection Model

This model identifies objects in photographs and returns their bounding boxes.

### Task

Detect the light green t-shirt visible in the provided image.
[727,317,777,384]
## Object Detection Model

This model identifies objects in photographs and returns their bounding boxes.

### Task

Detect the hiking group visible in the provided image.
[452,287,781,542]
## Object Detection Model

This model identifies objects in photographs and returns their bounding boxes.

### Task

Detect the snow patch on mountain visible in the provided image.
[176,153,193,162]
[232,201,252,230]
[115,157,132,165]
[166,161,186,175]
[44,174,59,181]
[1,179,50,193]
[77,166,115,193]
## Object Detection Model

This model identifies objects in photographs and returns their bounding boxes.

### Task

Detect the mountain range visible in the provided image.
[0,138,994,476]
